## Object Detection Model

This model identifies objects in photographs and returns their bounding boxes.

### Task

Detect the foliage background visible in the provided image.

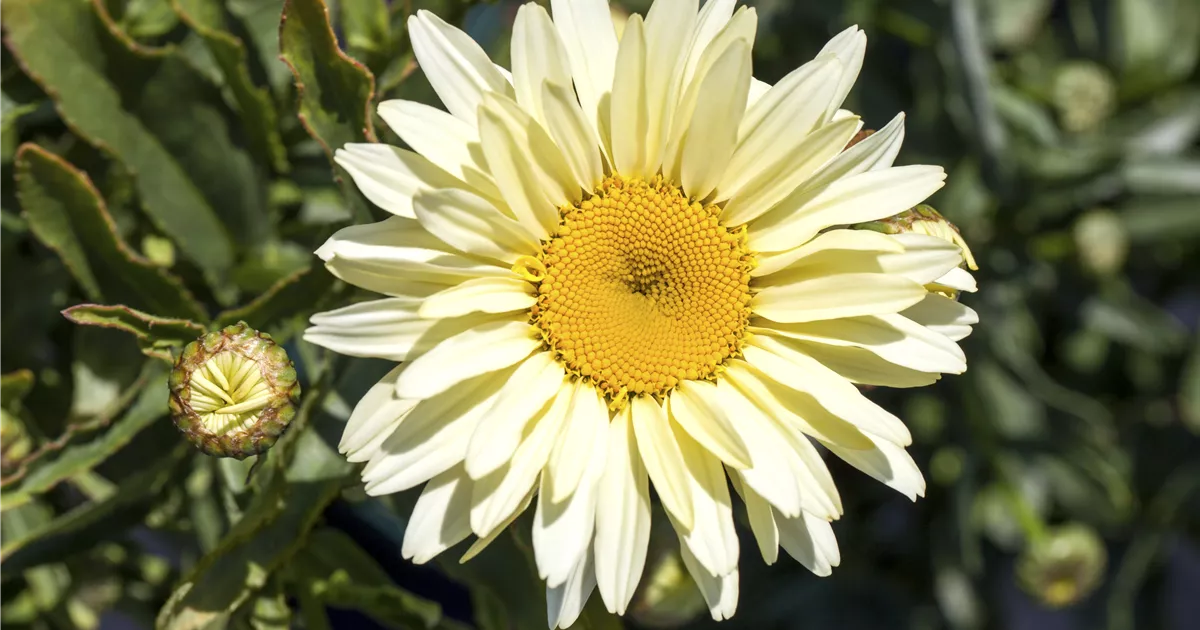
[2,0,1199,628]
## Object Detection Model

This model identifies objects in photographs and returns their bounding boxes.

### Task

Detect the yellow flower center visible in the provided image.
[531,175,753,400]
[186,352,273,437]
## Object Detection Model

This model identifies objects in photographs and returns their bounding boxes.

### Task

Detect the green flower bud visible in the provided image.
[1016,523,1107,608]
[1053,61,1116,133]
[1073,208,1128,276]
[169,322,300,459]
[629,544,707,628]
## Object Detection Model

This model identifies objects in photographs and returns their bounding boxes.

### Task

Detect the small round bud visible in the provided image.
[1016,523,1107,608]
[1073,208,1128,276]
[1053,61,1116,133]
[169,322,300,459]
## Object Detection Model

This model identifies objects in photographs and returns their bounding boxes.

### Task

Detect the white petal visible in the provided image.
[641,0,699,171]
[377,100,501,201]
[478,93,579,241]
[679,545,739,621]
[669,381,752,469]
[465,352,566,479]
[746,77,771,108]
[594,405,651,615]
[460,486,536,562]
[511,3,572,123]
[550,0,618,155]
[777,511,840,576]
[335,144,465,218]
[749,165,947,252]
[338,364,414,458]
[413,188,539,263]
[824,433,926,500]
[756,312,966,375]
[408,10,513,122]
[542,82,604,191]
[744,336,912,446]
[782,340,942,389]
[880,233,971,286]
[362,368,508,493]
[679,40,751,201]
[630,395,694,529]
[306,297,431,362]
[678,0,739,92]
[733,475,779,564]
[714,381,801,517]
[817,26,866,121]
[402,465,473,564]
[903,293,978,341]
[395,319,539,399]
[669,423,738,577]
[719,55,842,201]
[933,267,978,293]
[470,383,571,536]
[545,383,610,502]
[419,277,536,320]
[800,112,906,198]
[546,549,597,630]
[534,430,606,587]
[753,228,904,279]
[722,116,860,227]
[752,273,928,324]
[610,14,649,177]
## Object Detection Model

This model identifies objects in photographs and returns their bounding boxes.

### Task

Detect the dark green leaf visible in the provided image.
[2,0,259,294]
[340,0,394,76]
[62,304,205,361]
[1,370,36,409]
[174,0,289,174]
[15,143,206,321]
[212,264,335,332]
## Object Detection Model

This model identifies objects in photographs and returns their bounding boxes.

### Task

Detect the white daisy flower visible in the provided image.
[307,0,978,626]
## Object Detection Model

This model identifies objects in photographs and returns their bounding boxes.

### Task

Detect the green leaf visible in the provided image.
[62,304,205,361]
[1082,291,1189,354]
[279,0,379,223]
[1,370,36,410]
[339,0,395,77]
[157,422,351,629]
[15,144,206,321]
[2,0,260,295]
[1180,329,1200,434]
[0,93,38,165]
[2,369,169,511]
[0,443,190,574]
[174,0,289,174]
[294,528,445,630]
[212,264,335,333]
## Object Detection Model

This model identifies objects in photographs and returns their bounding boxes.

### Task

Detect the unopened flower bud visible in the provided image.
[1016,523,1107,608]
[1073,208,1128,276]
[169,322,300,459]
[857,204,978,271]
[1053,61,1115,133]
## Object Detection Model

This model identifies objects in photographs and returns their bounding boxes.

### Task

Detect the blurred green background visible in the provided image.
[2,0,1199,628]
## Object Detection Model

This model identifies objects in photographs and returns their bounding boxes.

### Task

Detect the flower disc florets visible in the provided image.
[168,322,299,459]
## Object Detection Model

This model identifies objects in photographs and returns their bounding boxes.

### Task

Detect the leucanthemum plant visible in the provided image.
[305,0,978,626]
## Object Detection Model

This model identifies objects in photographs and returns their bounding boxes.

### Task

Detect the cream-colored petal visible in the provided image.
[777,510,840,576]
[305,297,431,362]
[402,465,473,564]
[408,10,513,122]
[610,15,649,177]
[470,384,571,536]
[800,111,906,198]
[362,368,509,493]
[679,544,739,621]
[511,3,572,123]
[753,228,903,278]
[782,341,941,389]
[641,0,698,172]
[744,336,912,446]
[377,100,502,201]
[478,93,579,240]
[630,395,694,530]
[752,273,928,324]
[714,380,801,517]
[732,474,779,564]
[545,383,610,502]
[550,0,618,155]
[670,423,738,577]
[339,364,413,457]
[746,77,771,107]
[465,352,566,479]
[749,165,946,252]
[902,293,978,341]
[394,319,540,399]
[755,312,966,375]
[933,267,978,293]
[880,233,972,286]
[817,26,866,121]
[546,549,597,630]
[413,188,539,264]
[669,380,753,469]
[718,55,842,202]
[542,82,604,191]
[460,486,536,562]
[721,116,860,227]
[534,430,606,588]
[335,144,466,219]
[823,432,926,500]
[679,40,751,201]
[594,405,651,615]
[678,0,739,92]
[419,277,536,320]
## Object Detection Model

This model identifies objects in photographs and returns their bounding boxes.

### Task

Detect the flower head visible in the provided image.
[169,322,299,459]
[308,1,978,625]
